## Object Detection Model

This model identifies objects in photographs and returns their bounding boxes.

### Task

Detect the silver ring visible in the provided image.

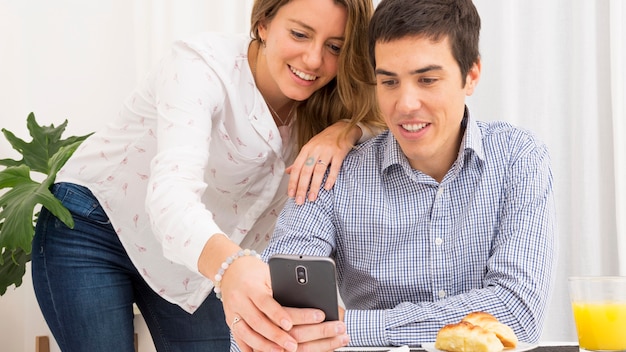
[232,316,242,327]
[317,159,327,166]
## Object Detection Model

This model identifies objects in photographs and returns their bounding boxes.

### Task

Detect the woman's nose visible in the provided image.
[302,44,324,70]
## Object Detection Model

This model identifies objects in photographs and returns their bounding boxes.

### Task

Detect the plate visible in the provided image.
[421,342,538,352]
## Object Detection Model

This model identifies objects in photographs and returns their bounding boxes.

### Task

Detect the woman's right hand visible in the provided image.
[221,255,298,351]
[284,307,350,352]
[221,257,350,351]
[199,235,339,351]
[198,235,295,351]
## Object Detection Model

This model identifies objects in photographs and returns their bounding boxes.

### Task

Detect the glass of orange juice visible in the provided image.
[568,276,626,351]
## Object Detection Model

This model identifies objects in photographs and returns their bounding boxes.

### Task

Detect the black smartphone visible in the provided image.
[268,254,339,321]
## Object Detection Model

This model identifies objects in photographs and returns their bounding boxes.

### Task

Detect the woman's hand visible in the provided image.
[286,120,361,205]
[199,235,303,352]
[221,256,299,352]
[286,309,350,352]
[222,259,349,352]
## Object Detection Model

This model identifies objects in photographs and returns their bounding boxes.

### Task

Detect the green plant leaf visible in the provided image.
[0,165,72,253]
[0,112,92,174]
[0,112,92,295]
[0,248,31,295]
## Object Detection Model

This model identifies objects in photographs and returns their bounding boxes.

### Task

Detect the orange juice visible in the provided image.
[571,302,626,350]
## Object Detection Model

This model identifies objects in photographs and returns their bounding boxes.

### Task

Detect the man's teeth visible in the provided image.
[402,123,428,132]
[290,66,317,81]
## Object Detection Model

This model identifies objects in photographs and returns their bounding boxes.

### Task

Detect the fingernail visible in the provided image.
[308,192,316,201]
[284,341,297,352]
[280,318,292,331]
[335,323,346,334]
[288,189,294,197]
[296,196,304,205]
[341,334,350,345]
[315,311,325,321]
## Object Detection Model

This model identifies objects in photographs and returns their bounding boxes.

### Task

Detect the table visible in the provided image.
[337,344,579,352]
[530,347,578,352]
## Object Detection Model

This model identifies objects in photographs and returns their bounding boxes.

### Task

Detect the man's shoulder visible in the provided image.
[478,120,545,148]
[476,120,549,161]
[342,131,390,170]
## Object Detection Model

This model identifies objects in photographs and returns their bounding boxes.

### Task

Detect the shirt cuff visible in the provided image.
[345,309,388,347]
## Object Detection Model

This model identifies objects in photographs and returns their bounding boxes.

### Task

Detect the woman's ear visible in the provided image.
[257,20,268,43]
[465,58,481,96]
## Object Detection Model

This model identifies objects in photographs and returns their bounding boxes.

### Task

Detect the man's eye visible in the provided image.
[379,79,397,87]
[420,77,437,85]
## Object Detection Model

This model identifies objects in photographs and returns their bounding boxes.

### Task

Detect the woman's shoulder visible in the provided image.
[165,32,252,84]
[176,32,250,58]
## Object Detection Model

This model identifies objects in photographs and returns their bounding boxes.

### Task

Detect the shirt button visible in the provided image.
[437,187,445,196]
[438,290,447,299]
[435,238,443,246]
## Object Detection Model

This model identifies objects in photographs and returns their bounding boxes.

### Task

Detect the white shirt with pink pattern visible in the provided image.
[56,32,294,313]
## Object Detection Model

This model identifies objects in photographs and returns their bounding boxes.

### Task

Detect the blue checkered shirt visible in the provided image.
[263,112,557,347]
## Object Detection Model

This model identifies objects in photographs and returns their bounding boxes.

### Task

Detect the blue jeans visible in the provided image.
[32,183,230,352]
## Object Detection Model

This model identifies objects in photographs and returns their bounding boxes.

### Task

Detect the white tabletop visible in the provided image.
[336,342,578,351]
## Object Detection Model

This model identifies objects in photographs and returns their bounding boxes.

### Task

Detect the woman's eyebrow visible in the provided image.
[287,19,345,41]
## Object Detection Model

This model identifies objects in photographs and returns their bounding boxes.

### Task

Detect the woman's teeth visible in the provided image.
[402,123,428,132]
[290,66,317,81]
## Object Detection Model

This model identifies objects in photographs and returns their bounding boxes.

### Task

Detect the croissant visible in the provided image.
[434,312,518,352]
[462,312,518,348]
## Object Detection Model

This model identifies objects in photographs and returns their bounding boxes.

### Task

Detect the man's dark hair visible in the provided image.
[368,0,481,85]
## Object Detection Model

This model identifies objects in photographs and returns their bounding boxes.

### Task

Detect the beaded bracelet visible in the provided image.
[213,249,261,301]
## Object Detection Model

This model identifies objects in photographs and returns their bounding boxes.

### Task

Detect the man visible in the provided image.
[263,0,557,347]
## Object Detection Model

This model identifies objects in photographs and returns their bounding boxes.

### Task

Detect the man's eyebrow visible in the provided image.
[375,65,443,76]
[374,68,396,76]
[413,65,443,74]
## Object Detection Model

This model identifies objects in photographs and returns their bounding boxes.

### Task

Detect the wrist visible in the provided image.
[213,248,262,301]
[340,119,364,144]
[198,234,240,279]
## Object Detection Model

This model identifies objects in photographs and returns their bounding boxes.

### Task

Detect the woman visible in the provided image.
[31,0,382,351]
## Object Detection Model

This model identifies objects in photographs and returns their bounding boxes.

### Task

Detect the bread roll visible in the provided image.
[462,312,518,348]
[434,321,504,352]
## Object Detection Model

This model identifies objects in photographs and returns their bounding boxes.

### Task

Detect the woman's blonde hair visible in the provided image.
[250,0,385,151]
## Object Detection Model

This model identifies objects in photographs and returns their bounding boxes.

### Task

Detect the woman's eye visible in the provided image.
[328,43,342,55]
[290,30,307,39]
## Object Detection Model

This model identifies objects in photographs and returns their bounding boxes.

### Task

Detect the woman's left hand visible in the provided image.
[286,120,361,205]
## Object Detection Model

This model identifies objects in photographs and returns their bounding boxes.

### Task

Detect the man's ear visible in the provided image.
[465,58,481,96]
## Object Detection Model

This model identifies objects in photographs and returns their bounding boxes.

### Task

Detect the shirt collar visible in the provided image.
[382,106,486,173]
[459,107,485,163]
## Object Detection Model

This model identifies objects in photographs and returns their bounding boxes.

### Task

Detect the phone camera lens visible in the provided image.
[296,265,307,284]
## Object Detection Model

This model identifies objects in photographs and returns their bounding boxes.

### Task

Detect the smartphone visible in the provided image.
[268,254,339,321]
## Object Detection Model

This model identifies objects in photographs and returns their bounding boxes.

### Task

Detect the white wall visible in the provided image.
[2,0,622,349]
[0,1,251,351]
[1,1,139,350]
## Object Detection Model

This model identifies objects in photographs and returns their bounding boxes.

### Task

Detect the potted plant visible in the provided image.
[0,112,92,295]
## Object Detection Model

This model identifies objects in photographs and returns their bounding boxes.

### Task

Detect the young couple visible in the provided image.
[32,0,556,351]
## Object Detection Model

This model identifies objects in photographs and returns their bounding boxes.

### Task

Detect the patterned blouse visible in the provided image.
[57,32,294,312]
